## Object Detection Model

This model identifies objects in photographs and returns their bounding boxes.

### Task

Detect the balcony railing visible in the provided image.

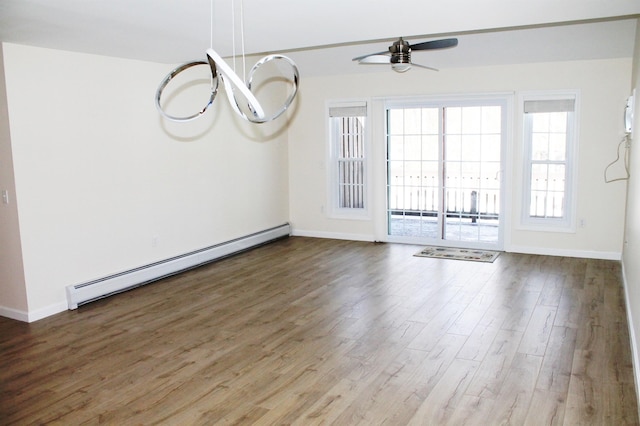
[388,175,500,221]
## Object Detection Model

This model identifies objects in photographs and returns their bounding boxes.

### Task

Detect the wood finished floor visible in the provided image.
[1,237,638,425]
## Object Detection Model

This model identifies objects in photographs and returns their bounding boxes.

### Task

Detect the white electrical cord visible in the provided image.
[604,134,631,183]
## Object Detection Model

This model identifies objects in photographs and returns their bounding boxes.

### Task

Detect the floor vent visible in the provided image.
[66,223,290,309]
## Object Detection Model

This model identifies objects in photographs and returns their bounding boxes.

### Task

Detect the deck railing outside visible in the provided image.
[388,175,500,221]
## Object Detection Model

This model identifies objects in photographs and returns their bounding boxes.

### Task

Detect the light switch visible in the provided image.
[2,190,9,205]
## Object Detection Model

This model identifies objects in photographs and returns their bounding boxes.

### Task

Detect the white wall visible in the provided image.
[1,43,291,320]
[1,42,633,321]
[622,17,640,412]
[288,58,632,258]
[0,43,28,318]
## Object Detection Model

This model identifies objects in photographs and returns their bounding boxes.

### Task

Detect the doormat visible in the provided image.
[414,246,500,263]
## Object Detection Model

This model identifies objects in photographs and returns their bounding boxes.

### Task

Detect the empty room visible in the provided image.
[2,0,640,424]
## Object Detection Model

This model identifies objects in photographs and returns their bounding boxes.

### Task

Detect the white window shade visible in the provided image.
[329,104,367,117]
[524,99,575,113]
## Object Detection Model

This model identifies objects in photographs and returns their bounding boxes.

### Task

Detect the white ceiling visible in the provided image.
[0,0,639,76]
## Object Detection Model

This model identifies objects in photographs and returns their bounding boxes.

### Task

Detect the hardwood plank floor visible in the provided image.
[1,237,638,425]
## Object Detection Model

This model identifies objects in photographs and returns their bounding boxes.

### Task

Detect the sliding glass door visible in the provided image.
[386,99,506,249]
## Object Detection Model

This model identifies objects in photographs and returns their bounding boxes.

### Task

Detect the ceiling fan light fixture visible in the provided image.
[392,63,411,73]
[390,44,411,73]
[353,36,458,73]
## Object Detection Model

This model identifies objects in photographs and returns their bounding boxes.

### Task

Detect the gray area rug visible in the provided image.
[414,246,500,263]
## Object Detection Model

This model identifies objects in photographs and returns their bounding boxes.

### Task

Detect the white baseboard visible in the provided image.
[620,259,640,421]
[290,232,621,260]
[507,244,621,260]
[28,301,68,322]
[290,229,374,242]
[0,305,29,322]
[1,301,68,323]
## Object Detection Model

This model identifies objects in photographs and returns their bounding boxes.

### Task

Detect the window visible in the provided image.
[521,94,578,230]
[328,102,369,218]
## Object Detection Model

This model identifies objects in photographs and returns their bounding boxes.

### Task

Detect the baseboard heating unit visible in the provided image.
[66,223,290,310]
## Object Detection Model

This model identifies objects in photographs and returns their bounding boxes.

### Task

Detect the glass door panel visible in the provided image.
[386,103,504,249]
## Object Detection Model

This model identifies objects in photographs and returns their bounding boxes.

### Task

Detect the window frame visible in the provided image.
[326,100,371,219]
[382,94,510,250]
[519,91,580,232]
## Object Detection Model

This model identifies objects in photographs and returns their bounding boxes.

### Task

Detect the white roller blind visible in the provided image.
[329,104,367,117]
[524,99,575,113]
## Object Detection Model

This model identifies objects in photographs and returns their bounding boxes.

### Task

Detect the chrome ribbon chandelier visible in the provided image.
[155,0,299,124]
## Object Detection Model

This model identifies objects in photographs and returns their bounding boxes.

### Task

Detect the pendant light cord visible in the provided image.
[209,0,213,50]
[240,0,246,82]
[210,0,214,89]
[229,0,247,81]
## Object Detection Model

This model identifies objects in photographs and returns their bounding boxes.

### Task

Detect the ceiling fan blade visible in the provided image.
[358,55,392,64]
[411,62,439,72]
[410,38,458,51]
[352,51,389,61]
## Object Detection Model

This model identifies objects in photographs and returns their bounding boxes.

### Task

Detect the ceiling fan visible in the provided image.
[353,37,458,73]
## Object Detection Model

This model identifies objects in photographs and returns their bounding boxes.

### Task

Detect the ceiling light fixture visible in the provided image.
[353,36,457,73]
[391,63,411,73]
[155,0,299,124]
